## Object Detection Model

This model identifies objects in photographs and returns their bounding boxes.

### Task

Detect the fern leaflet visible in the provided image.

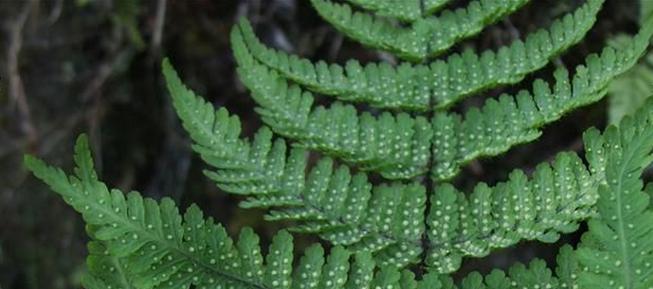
[575,101,653,289]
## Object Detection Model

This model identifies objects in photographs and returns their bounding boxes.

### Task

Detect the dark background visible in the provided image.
[0,0,645,288]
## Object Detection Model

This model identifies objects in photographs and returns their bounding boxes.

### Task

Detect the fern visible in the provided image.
[24,135,586,289]
[27,111,653,286]
[82,238,134,289]
[310,0,531,60]
[14,135,594,289]
[431,26,653,180]
[232,21,653,181]
[608,39,653,124]
[163,58,653,273]
[25,137,374,289]
[235,0,603,110]
[574,102,653,289]
[24,0,653,287]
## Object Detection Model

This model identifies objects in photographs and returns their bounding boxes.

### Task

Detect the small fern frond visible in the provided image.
[574,101,653,289]
[230,47,432,180]
[234,0,601,111]
[310,0,530,61]
[432,23,653,181]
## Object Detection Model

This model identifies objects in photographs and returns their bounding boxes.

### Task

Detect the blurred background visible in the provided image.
[0,0,650,288]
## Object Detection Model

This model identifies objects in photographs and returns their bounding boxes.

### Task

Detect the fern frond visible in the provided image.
[432,23,653,181]
[34,95,652,287]
[230,48,432,180]
[574,101,653,289]
[164,59,426,268]
[26,132,583,289]
[310,0,530,61]
[234,0,602,111]
[166,58,653,274]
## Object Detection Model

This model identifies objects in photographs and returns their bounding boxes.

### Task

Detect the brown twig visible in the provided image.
[150,0,168,59]
[6,0,38,144]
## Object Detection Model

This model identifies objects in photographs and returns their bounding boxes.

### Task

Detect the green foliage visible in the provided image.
[606,0,653,125]
[26,101,653,288]
[233,17,653,181]
[25,137,374,289]
[310,0,531,60]
[163,55,653,273]
[234,0,603,110]
[21,135,585,288]
[608,39,653,124]
[24,0,653,288]
[431,26,652,180]
[81,239,133,289]
[575,102,653,289]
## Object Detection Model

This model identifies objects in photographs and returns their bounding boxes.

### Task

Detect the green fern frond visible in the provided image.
[310,0,530,61]
[574,101,653,289]
[26,133,586,289]
[34,102,653,287]
[432,23,653,181]
[165,58,653,274]
[234,0,601,111]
